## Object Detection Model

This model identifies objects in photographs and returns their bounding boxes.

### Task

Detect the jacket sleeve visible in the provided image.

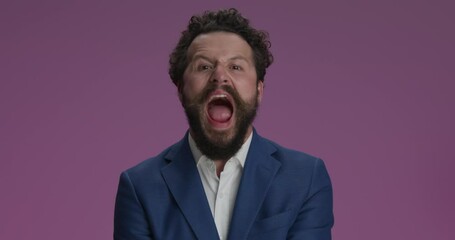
[287,158,334,240]
[114,171,153,240]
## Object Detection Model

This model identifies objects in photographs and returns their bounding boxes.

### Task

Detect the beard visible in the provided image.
[182,84,259,160]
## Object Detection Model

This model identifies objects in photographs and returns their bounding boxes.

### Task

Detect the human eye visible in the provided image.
[201,65,212,70]
[230,64,242,71]
[196,63,213,71]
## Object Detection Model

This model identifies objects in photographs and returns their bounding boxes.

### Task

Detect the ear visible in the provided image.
[257,80,264,104]
[177,82,185,106]
[178,92,183,105]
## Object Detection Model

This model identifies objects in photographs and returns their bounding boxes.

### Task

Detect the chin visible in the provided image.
[203,122,237,146]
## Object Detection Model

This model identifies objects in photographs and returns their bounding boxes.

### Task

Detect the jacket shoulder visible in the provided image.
[259,136,324,169]
[122,138,183,180]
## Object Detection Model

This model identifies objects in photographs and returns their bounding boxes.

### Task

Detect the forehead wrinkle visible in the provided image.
[186,32,255,65]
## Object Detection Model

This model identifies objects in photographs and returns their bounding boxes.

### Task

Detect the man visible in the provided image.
[114,8,333,240]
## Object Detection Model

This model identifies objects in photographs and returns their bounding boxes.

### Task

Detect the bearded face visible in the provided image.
[182,83,259,160]
[179,32,263,160]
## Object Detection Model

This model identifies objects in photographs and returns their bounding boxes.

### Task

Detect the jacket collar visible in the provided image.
[161,132,219,239]
[227,129,281,239]
[161,130,281,240]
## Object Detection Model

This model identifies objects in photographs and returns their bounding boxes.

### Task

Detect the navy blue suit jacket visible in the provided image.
[114,131,334,239]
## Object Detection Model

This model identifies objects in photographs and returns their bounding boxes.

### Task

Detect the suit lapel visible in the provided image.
[227,131,281,240]
[161,135,219,240]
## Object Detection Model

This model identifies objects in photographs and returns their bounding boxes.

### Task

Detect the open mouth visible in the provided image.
[206,93,234,127]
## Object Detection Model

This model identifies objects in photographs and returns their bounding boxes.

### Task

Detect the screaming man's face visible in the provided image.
[180,31,263,160]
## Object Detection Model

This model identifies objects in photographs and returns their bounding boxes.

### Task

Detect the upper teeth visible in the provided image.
[211,94,227,100]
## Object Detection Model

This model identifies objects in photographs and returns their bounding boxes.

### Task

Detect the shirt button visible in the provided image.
[218,192,224,199]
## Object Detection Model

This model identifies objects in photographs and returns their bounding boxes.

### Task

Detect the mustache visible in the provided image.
[183,84,243,108]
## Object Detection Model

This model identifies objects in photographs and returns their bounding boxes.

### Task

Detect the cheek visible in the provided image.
[237,83,259,102]
[182,78,205,99]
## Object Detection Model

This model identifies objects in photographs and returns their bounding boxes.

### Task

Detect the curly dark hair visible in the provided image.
[169,8,273,88]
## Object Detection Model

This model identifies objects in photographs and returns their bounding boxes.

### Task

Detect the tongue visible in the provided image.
[208,105,232,122]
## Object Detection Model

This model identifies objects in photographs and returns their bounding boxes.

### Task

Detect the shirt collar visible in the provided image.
[188,131,253,168]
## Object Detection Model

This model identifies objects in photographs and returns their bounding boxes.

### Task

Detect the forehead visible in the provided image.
[187,32,254,60]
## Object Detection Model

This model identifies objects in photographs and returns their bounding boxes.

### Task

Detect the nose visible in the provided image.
[210,65,231,86]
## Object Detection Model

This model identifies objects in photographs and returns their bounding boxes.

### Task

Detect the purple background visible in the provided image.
[1,0,454,239]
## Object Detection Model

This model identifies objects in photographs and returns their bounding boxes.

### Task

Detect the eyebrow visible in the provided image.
[190,54,251,63]
[190,54,211,62]
[229,56,250,63]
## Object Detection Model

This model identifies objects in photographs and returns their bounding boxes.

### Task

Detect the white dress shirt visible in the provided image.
[188,132,253,240]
